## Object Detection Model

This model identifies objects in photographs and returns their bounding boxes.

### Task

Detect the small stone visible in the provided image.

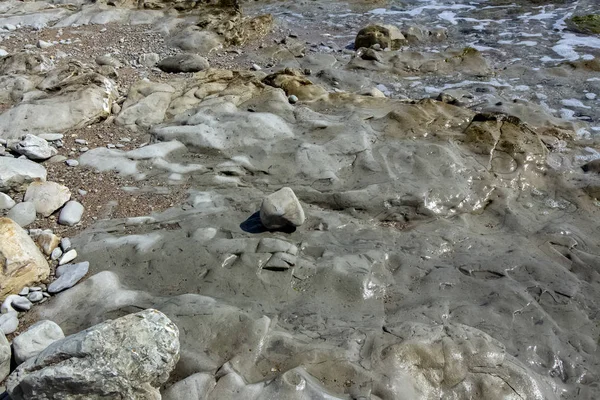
[65,159,79,167]
[47,155,67,163]
[9,134,57,161]
[51,247,63,260]
[0,192,15,210]
[27,291,43,303]
[37,40,53,49]
[259,187,306,230]
[24,181,71,217]
[47,261,89,294]
[12,320,65,365]
[60,237,71,252]
[0,312,18,335]
[0,157,47,192]
[7,202,36,227]
[28,229,43,239]
[77,189,87,196]
[112,103,121,114]
[79,147,89,152]
[19,287,30,296]
[29,286,42,292]
[58,201,84,226]
[42,292,50,298]
[251,63,262,71]
[36,231,61,256]
[58,249,77,265]
[74,139,87,145]
[288,95,298,104]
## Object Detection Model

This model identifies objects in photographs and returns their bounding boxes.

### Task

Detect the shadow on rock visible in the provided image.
[240,211,296,234]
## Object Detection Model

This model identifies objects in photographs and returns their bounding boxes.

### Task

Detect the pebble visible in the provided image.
[37,40,53,49]
[288,95,299,104]
[65,159,79,167]
[9,134,57,161]
[0,192,15,210]
[107,144,116,149]
[51,247,63,260]
[19,287,29,296]
[78,189,88,196]
[251,63,262,71]
[7,201,36,227]
[79,147,89,152]
[30,286,42,292]
[60,237,71,252]
[48,261,89,294]
[59,249,77,265]
[2,295,32,312]
[58,201,84,226]
[0,312,18,335]
[74,139,88,145]
[27,291,43,303]
[24,181,71,217]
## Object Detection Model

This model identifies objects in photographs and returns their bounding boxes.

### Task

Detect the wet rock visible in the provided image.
[7,309,180,400]
[0,332,9,382]
[36,231,61,256]
[157,54,210,73]
[24,181,71,217]
[0,218,50,299]
[0,157,47,192]
[58,249,77,266]
[139,53,160,67]
[567,14,600,35]
[0,192,15,210]
[58,201,84,226]
[0,312,18,335]
[260,187,305,230]
[47,261,89,294]
[7,202,36,227]
[288,94,298,104]
[9,134,58,161]
[12,320,65,366]
[355,24,406,50]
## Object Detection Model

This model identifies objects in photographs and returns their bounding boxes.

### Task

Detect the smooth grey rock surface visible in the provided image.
[12,320,65,365]
[7,202,36,227]
[58,201,84,226]
[60,238,71,252]
[0,157,47,192]
[27,291,43,303]
[0,331,9,382]
[9,134,58,161]
[260,187,306,229]
[7,309,180,400]
[47,261,89,294]
[58,249,77,266]
[24,181,71,217]
[0,192,15,210]
[0,312,18,335]
[157,54,209,73]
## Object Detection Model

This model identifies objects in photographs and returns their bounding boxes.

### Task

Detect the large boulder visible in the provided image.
[0,218,50,300]
[0,157,47,192]
[7,309,180,400]
[157,54,210,73]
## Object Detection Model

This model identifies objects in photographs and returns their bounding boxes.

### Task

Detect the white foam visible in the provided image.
[552,33,600,61]
[561,99,591,109]
[516,41,537,46]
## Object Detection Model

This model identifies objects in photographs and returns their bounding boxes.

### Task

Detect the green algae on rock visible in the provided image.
[567,14,600,35]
